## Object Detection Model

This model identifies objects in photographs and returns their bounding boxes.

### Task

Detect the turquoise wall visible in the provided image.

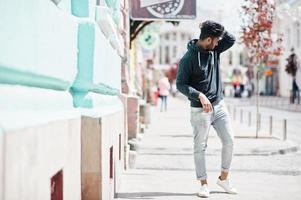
[0,0,122,110]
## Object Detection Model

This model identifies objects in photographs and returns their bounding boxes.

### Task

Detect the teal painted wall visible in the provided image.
[0,65,70,90]
[70,0,121,108]
[0,0,121,110]
[71,0,89,17]
[71,22,95,108]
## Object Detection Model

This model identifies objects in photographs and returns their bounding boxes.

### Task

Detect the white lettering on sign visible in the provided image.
[140,0,172,8]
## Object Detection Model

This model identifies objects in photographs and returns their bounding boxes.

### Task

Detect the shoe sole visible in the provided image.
[197,193,210,198]
[216,182,238,194]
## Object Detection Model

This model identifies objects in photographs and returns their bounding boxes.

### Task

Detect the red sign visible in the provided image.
[266,60,279,66]
[130,0,196,20]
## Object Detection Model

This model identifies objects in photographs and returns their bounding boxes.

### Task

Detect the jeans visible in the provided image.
[292,79,300,104]
[160,95,167,111]
[190,100,234,180]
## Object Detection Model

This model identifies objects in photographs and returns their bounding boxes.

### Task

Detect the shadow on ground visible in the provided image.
[116,192,196,199]
[116,191,229,199]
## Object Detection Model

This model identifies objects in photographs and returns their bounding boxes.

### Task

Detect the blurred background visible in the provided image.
[0,0,301,200]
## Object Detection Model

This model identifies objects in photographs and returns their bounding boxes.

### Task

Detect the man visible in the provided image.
[176,20,237,198]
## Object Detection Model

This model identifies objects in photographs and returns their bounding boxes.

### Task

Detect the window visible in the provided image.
[181,33,185,41]
[287,28,291,48]
[296,23,300,48]
[188,34,192,41]
[229,51,233,65]
[51,170,63,200]
[173,46,177,58]
[239,53,244,65]
[172,32,177,41]
[159,46,162,64]
[165,46,170,64]
[119,134,121,161]
[165,33,169,40]
[110,146,113,179]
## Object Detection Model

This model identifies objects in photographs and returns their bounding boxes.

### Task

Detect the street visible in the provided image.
[2,0,301,199]
[116,96,301,200]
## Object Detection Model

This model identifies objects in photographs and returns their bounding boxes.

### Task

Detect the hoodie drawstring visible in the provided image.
[198,52,201,67]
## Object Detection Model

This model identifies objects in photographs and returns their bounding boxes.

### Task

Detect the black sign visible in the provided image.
[130,0,197,20]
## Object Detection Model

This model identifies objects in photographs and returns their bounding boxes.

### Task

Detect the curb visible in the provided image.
[272,145,300,155]
[271,135,301,155]
[232,136,301,156]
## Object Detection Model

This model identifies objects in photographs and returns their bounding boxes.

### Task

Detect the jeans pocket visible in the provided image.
[190,107,212,125]
[190,108,201,124]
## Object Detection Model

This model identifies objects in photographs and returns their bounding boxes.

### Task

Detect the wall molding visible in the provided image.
[0,65,70,91]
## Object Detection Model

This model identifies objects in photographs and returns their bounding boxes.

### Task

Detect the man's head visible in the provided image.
[198,20,225,50]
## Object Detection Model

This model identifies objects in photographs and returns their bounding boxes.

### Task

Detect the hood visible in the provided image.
[187,39,209,54]
[187,39,211,67]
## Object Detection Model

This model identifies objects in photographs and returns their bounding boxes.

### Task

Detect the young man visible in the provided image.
[176,20,237,198]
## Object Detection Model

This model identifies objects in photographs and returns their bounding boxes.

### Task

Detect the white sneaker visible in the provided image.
[216,178,238,194]
[198,184,210,198]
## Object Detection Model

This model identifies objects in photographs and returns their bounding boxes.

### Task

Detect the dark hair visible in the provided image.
[199,20,225,40]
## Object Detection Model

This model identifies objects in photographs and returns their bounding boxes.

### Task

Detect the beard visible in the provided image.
[205,43,216,51]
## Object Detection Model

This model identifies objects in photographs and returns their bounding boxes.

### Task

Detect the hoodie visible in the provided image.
[176,31,235,107]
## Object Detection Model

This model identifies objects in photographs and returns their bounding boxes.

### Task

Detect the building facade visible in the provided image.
[0,0,131,199]
[274,0,301,97]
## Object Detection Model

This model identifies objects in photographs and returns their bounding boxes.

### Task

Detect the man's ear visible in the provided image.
[206,37,212,44]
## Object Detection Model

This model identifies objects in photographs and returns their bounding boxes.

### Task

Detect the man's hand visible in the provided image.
[198,93,213,113]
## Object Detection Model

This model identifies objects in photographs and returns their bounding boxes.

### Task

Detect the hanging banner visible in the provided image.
[130,0,196,20]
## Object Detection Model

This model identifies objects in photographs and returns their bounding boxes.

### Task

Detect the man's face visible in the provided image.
[204,37,220,50]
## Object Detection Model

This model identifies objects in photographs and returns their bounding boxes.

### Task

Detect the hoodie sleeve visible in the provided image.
[176,56,200,100]
[215,31,236,54]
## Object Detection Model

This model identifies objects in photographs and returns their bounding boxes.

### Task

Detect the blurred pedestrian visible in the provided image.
[292,78,300,104]
[285,48,300,104]
[232,69,242,98]
[171,80,178,97]
[158,76,170,112]
[240,73,248,97]
[246,80,254,98]
[176,20,237,197]
[151,85,160,106]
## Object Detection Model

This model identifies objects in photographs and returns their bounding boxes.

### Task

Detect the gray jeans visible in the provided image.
[190,100,234,181]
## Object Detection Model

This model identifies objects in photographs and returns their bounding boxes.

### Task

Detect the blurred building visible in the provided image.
[152,0,246,96]
[274,0,301,97]
[155,29,193,65]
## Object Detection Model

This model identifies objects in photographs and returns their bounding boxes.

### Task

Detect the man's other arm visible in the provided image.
[215,31,236,54]
[176,57,200,100]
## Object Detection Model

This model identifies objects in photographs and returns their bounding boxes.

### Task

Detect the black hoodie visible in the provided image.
[176,31,235,107]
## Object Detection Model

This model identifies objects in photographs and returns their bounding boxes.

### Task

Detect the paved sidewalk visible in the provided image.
[115,97,301,200]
